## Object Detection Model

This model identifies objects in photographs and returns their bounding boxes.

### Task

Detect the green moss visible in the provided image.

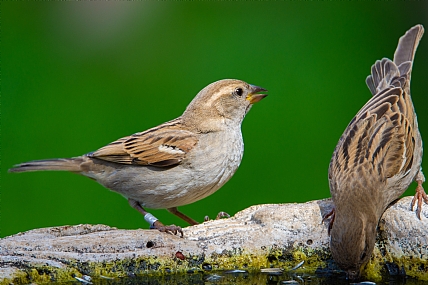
[362,247,384,281]
[292,250,307,261]
[212,245,330,272]
[0,265,81,285]
[9,244,427,284]
[1,245,333,285]
[359,245,428,281]
[364,260,383,281]
[0,270,27,285]
[393,255,428,281]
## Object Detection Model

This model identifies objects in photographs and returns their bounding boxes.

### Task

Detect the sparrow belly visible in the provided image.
[86,130,244,209]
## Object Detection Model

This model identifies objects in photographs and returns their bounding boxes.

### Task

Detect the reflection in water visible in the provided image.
[69,270,425,285]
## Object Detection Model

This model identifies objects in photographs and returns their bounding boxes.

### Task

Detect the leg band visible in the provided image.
[144,213,159,228]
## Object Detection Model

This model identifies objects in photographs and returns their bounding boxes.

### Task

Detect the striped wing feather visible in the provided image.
[329,25,423,191]
[329,63,414,189]
[90,119,198,167]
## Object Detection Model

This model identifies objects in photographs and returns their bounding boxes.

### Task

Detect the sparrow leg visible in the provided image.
[411,179,427,219]
[322,208,336,235]
[128,199,183,237]
[203,211,230,222]
[167,207,199,226]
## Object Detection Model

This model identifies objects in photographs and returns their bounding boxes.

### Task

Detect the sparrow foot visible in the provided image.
[152,221,183,237]
[322,208,335,235]
[204,211,230,222]
[128,199,184,236]
[216,211,230,219]
[411,180,427,219]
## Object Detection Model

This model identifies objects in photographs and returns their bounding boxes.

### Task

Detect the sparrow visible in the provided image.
[9,79,267,236]
[326,25,426,279]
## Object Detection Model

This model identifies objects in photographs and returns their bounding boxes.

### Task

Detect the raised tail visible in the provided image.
[9,157,85,173]
[394,24,424,66]
[366,24,424,96]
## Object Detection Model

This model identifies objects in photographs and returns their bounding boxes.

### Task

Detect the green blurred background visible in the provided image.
[2,2,428,237]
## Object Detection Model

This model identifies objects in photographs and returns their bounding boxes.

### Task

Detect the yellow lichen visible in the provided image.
[6,244,426,285]
[2,247,330,285]
[362,247,383,281]
[0,271,27,285]
[394,255,428,281]
[292,250,307,261]
[363,259,383,281]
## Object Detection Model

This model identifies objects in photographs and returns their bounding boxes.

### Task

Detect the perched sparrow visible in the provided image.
[9,79,267,236]
[326,25,426,279]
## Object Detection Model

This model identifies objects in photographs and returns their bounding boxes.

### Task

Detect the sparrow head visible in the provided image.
[329,212,377,280]
[183,79,267,132]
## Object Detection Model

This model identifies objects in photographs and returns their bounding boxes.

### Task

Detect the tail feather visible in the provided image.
[9,158,84,173]
[365,24,424,96]
[394,24,424,66]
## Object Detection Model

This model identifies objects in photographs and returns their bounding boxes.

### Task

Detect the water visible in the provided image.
[68,271,428,285]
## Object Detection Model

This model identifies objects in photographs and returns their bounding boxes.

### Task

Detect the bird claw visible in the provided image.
[203,211,230,222]
[410,180,428,219]
[321,208,335,235]
[216,211,230,219]
[152,221,183,237]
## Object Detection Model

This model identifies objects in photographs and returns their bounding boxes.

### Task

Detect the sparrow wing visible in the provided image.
[329,86,412,187]
[89,118,198,167]
[329,25,423,195]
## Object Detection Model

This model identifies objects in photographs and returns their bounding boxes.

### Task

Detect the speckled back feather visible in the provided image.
[329,25,424,205]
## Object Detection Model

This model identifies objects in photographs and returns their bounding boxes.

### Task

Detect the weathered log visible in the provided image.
[1,197,427,284]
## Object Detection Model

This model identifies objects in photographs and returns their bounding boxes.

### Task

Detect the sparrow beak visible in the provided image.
[346,269,361,281]
[246,85,268,104]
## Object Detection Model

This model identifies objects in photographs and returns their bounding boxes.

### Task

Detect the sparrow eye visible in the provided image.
[234,87,243,96]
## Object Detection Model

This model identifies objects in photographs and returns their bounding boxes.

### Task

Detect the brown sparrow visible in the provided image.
[326,25,426,279]
[9,79,267,236]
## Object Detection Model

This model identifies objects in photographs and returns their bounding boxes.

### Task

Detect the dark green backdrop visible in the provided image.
[2,2,428,237]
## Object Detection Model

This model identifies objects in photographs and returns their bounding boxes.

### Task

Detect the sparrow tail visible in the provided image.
[9,158,83,173]
[365,24,424,96]
[394,24,424,66]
